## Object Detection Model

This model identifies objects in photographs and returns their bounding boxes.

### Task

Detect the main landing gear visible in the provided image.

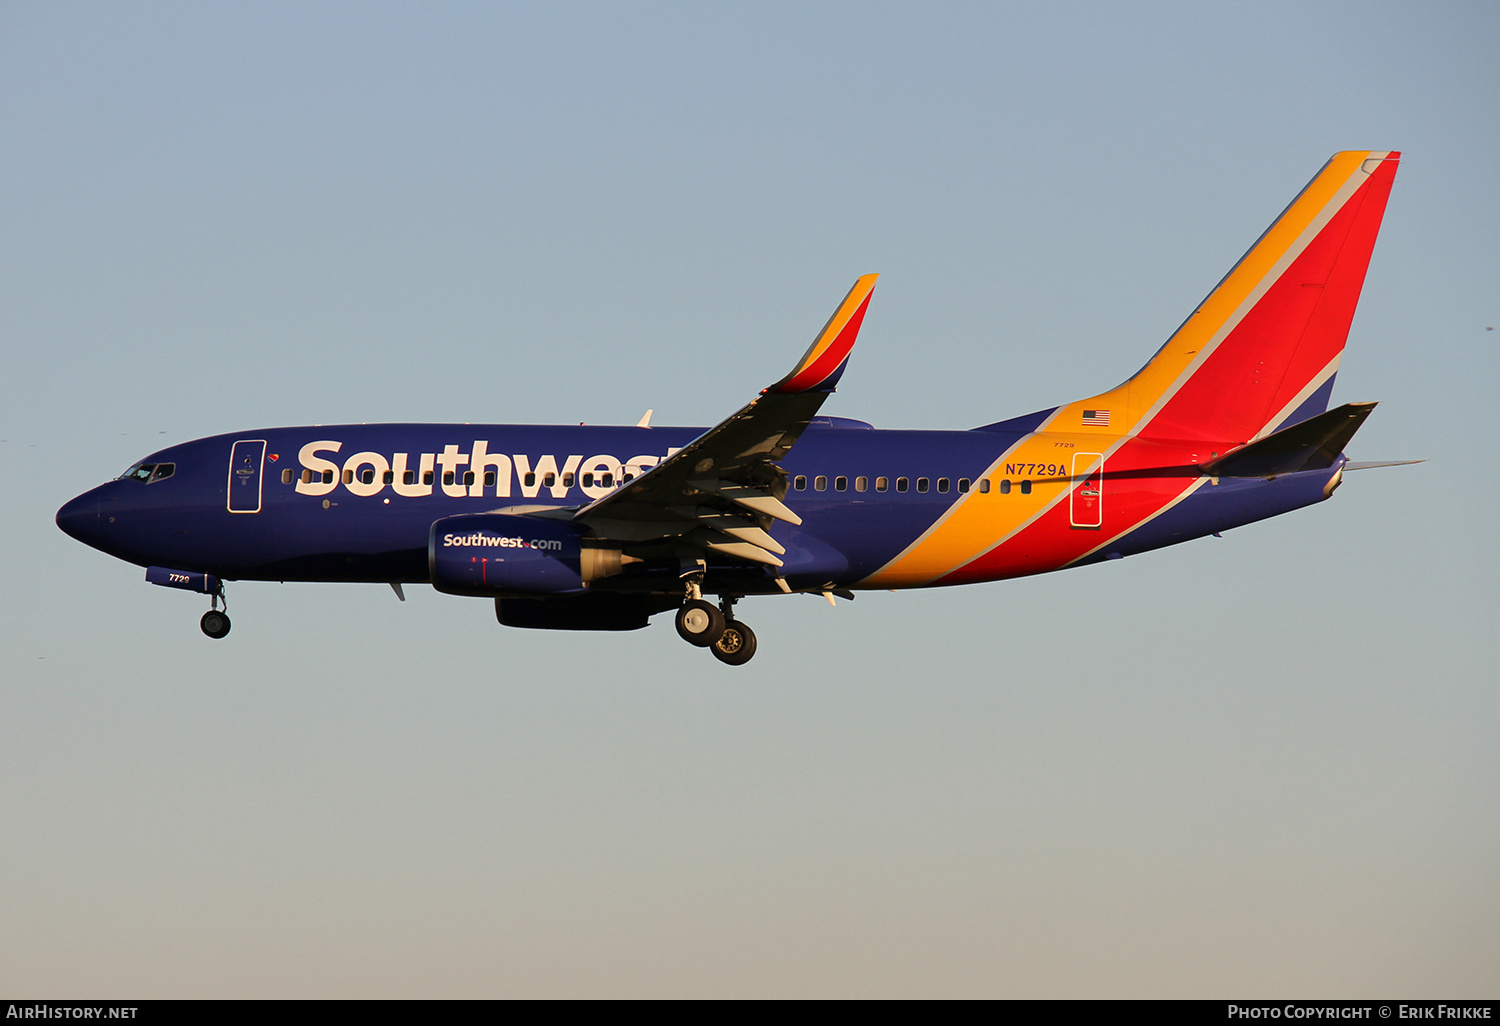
[711,616,756,666]
[200,587,231,639]
[674,587,757,666]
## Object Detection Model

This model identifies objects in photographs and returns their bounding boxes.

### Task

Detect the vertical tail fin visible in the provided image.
[1062,151,1399,443]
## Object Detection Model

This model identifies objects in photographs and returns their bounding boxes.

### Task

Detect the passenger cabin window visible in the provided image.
[281,469,293,484]
[937,477,950,493]
[999,479,1012,494]
[582,473,594,488]
[302,469,314,484]
[404,470,416,485]
[422,471,433,486]
[834,476,848,492]
[464,472,475,486]
[524,472,536,488]
[601,472,614,487]
[485,471,497,487]
[916,477,929,493]
[958,478,970,492]
[543,472,556,487]
[978,478,990,494]
[343,469,354,484]
[896,477,909,492]
[794,475,807,491]
[855,476,868,492]
[876,477,889,492]
[360,469,375,485]
[443,471,454,486]
[814,475,828,492]
[1020,480,1032,495]
[562,472,575,487]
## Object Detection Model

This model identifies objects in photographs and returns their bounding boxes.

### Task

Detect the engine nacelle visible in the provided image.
[428,514,633,596]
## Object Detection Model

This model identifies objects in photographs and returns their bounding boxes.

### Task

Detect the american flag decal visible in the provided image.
[1081,409,1111,426]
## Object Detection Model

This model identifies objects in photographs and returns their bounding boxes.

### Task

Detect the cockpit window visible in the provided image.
[118,462,175,483]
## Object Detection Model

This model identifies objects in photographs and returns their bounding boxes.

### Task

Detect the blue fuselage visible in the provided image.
[57,420,1338,597]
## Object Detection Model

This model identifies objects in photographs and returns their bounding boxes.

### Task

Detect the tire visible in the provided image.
[675,599,725,647]
[200,610,231,639]
[711,620,757,665]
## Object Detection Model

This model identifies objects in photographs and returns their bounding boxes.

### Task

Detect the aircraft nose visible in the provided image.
[56,491,100,545]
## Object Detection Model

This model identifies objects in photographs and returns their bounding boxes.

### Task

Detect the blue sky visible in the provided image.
[2,1,1496,997]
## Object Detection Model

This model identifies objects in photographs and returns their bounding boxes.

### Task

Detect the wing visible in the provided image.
[573,274,878,568]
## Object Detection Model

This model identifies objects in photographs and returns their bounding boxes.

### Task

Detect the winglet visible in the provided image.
[769,274,878,394]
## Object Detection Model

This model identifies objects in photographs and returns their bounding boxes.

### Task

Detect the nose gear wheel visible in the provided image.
[199,583,231,638]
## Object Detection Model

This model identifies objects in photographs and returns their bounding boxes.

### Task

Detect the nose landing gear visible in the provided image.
[200,586,231,639]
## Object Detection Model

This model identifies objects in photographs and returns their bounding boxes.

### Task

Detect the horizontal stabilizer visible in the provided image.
[1203,402,1376,478]
[1344,459,1425,471]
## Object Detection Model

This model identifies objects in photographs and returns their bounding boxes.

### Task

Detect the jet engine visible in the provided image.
[428,513,634,596]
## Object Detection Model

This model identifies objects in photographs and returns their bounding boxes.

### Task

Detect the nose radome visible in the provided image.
[56,491,99,545]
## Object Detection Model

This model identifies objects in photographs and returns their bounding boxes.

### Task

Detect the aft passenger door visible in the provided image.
[227,439,267,513]
[1070,452,1103,529]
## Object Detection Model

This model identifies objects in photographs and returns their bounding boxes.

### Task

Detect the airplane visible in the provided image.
[56,150,1409,666]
